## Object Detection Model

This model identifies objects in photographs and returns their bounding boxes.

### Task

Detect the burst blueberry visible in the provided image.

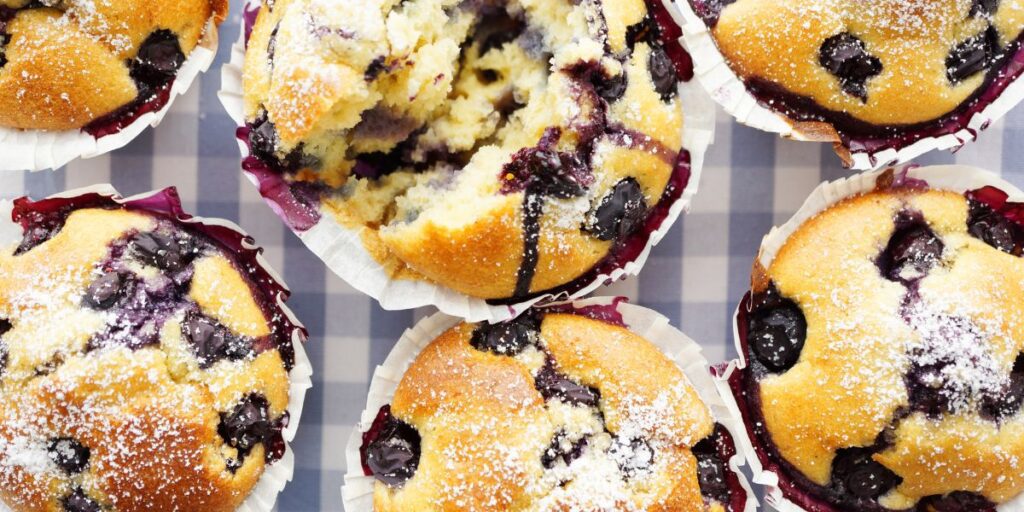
[586,178,647,241]
[62,489,101,512]
[648,46,678,100]
[48,438,90,474]
[470,313,539,356]
[364,409,421,487]
[947,28,1000,83]
[819,33,883,101]
[83,271,129,310]
[181,311,254,368]
[219,394,273,456]
[131,231,196,272]
[748,299,807,373]
[541,431,589,469]
[878,223,944,282]
[534,360,601,407]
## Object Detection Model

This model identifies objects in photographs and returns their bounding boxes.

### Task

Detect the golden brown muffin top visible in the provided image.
[743,184,1024,510]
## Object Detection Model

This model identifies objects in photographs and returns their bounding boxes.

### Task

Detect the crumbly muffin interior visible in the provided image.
[243,0,686,299]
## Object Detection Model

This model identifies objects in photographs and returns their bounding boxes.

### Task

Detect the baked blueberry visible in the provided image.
[364,408,421,487]
[62,489,101,512]
[181,311,254,368]
[219,394,273,456]
[946,28,1001,83]
[131,231,196,272]
[83,271,129,310]
[469,313,538,356]
[819,33,883,101]
[131,30,186,92]
[610,437,654,476]
[47,438,90,474]
[967,199,1024,255]
[649,46,678,100]
[586,178,648,241]
[534,359,601,407]
[747,298,806,373]
[541,431,589,469]
[878,221,944,282]
[830,448,901,499]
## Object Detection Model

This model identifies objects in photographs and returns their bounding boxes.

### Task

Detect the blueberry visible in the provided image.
[47,438,90,474]
[267,25,279,64]
[534,360,601,407]
[970,0,999,17]
[500,134,592,199]
[595,72,628,103]
[0,318,10,337]
[62,489,101,512]
[131,231,195,272]
[83,272,129,310]
[692,434,729,500]
[748,300,806,373]
[906,362,953,417]
[365,56,386,81]
[610,437,654,476]
[470,313,539,356]
[218,394,273,455]
[947,28,1000,83]
[0,340,7,379]
[15,224,62,255]
[541,431,589,468]
[981,354,1024,421]
[648,46,678,100]
[818,33,883,101]
[968,200,1023,255]
[527,149,587,199]
[365,412,421,487]
[130,29,185,93]
[181,312,253,368]
[831,448,901,499]
[586,178,647,242]
[879,224,944,282]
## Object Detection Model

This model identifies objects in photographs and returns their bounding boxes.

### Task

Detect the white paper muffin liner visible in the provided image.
[671,0,1024,170]
[713,164,1024,511]
[219,0,718,323]
[340,296,757,512]
[0,185,313,512]
[0,18,221,172]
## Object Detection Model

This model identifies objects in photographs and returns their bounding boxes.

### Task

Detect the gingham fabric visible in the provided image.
[0,2,1022,511]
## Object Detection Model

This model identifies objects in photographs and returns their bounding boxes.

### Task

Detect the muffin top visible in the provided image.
[241,0,692,300]
[741,181,1024,510]
[692,0,1023,131]
[360,310,746,512]
[0,0,226,132]
[0,193,295,512]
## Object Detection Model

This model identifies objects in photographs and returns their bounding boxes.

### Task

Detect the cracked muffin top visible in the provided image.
[241,0,694,300]
[688,0,1024,155]
[359,310,748,512]
[0,193,296,512]
[0,0,226,133]
[737,177,1024,511]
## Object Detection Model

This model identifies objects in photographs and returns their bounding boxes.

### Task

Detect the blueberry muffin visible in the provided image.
[241,0,694,300]
[688,0,1024,160]
[0,0,227,135]
[734,174,1024,510]
[359,310,747,511]
[0,192,298,511]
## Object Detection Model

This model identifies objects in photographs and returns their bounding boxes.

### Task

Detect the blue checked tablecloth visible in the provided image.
[1,2,1023,511]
